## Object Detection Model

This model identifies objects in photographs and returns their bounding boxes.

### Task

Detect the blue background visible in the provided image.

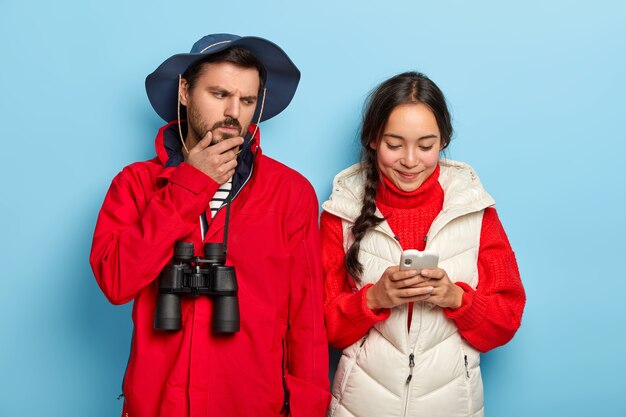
[1,0,625,415]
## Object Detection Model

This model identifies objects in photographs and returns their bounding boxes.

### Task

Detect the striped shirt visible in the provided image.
[209,179,232,218]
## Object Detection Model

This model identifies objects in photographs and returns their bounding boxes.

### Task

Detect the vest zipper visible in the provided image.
[401,352,415,417]
[464,354,470,378]
[403,302,424,417]
[405,353,415,384]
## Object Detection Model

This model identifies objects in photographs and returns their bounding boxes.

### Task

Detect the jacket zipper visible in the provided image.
[280,338,290,415]
[464,354,470,378]
[118,333,134,401]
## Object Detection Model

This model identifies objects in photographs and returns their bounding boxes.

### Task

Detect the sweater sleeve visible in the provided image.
[89,162,219,305]
[321,211,390,350]
[444,207,526,352]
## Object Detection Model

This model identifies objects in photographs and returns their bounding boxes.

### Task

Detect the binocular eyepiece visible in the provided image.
[154,241,240,333]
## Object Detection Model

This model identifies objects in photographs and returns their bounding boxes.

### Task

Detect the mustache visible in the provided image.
[211,117,242,132]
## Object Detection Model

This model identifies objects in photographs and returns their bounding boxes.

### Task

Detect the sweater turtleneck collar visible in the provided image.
[376,164,443,210]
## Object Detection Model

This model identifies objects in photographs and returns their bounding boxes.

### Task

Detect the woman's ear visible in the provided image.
[369,139,378,150]
[439,137,447,151]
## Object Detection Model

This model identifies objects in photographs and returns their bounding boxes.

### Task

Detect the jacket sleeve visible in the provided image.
[321,211,390,350]
[444,207,526,352]
[89,162,219,305]
[284,185,331,417]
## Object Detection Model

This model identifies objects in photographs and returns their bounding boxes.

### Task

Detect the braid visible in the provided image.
[345,154,384,281]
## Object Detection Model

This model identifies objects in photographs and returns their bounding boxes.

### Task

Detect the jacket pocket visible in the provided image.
[284,374,331,417]
[460,344,481,415]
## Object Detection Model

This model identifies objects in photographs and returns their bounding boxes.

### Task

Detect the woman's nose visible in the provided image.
[401,148,419,168]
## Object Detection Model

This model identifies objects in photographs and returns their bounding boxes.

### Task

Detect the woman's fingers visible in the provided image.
[398,285,434,299]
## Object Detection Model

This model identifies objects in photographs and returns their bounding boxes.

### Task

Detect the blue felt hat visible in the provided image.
[145,34,300,123]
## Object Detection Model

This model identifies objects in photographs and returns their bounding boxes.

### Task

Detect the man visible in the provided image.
[90,34,330,417]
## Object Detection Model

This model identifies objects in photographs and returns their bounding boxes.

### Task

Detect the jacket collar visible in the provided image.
[154,121,261,192]
[154,121,261,166]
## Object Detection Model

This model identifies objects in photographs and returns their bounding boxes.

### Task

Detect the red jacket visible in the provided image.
[90,122,330,417]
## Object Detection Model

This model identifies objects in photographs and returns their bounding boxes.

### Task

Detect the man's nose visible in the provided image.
[225,96,240,119]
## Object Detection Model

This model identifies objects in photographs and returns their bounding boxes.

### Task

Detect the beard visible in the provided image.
[187,104,243,145]
[210,117,243,142]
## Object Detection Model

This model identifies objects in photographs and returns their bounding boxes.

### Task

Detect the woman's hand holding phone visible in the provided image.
[365,250,464,311]
[365,266,434,310]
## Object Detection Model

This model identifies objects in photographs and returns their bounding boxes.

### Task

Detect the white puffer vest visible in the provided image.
[322,160,495,417]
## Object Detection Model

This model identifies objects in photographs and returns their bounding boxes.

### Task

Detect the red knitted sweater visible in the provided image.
[321,164,526,353]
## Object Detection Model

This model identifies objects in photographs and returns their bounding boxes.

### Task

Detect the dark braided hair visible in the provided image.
[345,72,453,280]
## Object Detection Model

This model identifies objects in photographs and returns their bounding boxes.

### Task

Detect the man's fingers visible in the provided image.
[219,159,238,175]
[192,131,213,151]
[216,169,236,185]
[208,136,244,155]
[212,159,238,183]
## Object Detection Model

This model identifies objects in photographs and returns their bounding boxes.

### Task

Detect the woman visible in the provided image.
[321,72,525,417]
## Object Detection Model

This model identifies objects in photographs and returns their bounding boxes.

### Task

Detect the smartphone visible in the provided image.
[399,249,439,272]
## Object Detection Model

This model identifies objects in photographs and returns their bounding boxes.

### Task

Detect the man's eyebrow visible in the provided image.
[207,86,257,100]
[208,86,229,91]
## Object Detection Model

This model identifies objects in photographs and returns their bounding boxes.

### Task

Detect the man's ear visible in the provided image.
[179,77,190,107]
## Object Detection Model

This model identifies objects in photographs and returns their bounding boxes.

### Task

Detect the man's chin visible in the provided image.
[210,129,242,144]
[210,135,231,146]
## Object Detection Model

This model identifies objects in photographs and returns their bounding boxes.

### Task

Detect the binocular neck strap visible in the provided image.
[198,193,233,256]
[198,89,265,252]
[222,195,232,254]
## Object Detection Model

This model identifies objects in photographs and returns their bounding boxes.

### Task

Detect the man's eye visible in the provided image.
[242,99,256,105]
[213,92,226,98]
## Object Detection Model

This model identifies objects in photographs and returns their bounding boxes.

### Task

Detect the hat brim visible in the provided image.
[145,36,300,123]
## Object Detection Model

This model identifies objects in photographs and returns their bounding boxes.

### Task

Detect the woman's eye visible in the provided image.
[386,144,401,150]
[420,146,434,151]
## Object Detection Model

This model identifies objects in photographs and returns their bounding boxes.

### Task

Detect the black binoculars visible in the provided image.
[154,241,240,333]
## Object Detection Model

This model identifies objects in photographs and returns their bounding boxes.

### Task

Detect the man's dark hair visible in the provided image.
[182,47,266,92]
